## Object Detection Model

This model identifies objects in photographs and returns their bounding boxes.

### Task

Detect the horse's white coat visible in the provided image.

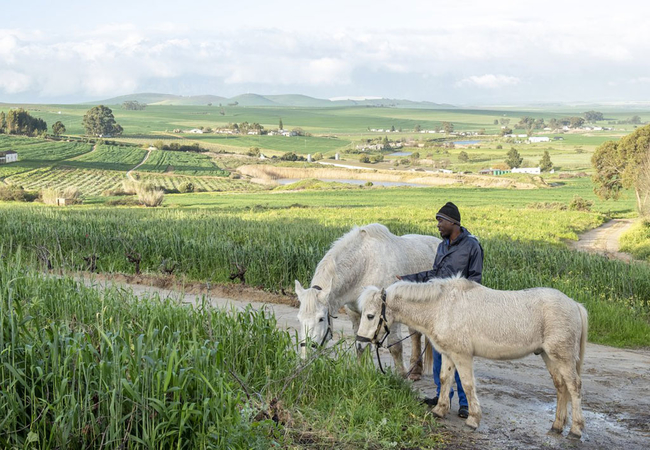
[296,223,441,377]
[357,278,588,437]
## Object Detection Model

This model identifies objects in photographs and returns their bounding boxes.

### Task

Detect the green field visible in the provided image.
[136,149,229,176]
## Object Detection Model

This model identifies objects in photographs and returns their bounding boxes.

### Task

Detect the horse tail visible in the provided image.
[423,338,433,375]
[577,304,588,375]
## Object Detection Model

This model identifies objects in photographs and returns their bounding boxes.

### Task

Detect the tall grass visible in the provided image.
[0,203,648,347]
[0,252,440,448]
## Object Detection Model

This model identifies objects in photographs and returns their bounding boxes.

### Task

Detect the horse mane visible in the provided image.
[388,275,479,304]
[311,223,397,290]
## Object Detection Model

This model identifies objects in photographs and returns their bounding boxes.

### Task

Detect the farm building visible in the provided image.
[512,167,541,174]
[0,150,18,164]
[528,137,550,143]
[479,168,511,176]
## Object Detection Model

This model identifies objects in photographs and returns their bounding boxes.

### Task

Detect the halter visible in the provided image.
[356,288,391,347]
[299,285,335,348]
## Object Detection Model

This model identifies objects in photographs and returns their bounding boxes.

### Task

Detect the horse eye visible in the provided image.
[367,314,375,320]
[319,317,324,322]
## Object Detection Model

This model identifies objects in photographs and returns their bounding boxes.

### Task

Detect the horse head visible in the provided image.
[356,286,393,346]
[295,280,333,358]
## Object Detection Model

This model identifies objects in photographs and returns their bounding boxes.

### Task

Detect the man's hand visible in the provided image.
[396,275,402,280]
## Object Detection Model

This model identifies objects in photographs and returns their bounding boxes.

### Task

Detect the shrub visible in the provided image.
[312,152,323,161]
[569,196,593,212]
[359,155,370,163]
[135,183,165,207]
[364,181,374,187]
[179,182,195,193]
[0,185,38,202]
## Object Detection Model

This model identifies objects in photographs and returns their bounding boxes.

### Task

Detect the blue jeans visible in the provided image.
[433,347,467,407]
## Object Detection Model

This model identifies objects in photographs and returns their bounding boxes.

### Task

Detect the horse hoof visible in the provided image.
[548,427,563,435]
[408,373,422,381]
[568,431,582,440]
[432,406,447,418]
[465,418,479,430]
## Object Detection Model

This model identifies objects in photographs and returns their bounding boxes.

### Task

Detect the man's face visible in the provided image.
[437,216,455,239]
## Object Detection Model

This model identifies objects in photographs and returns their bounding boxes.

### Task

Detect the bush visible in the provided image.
[364,181,374,187]
[569,196,593,212]
[312,152,323,161]
[359,155,371,163]
[135,183,165,207]
[41,187,82,205]
[0,185,38,202]
[179,182,194,193]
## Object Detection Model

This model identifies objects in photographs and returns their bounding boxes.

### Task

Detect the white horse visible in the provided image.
[295,223,441,379]
[357,277,588,438]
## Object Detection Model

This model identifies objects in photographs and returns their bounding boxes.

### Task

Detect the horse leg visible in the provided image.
[452,354,481,430]
[557,362,585,438]
[542,352,569,434]
[407,329,423,381]
[387,323,407,378]
[432,353,454,418]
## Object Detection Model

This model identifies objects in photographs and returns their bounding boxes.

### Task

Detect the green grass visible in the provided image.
[67,143,147,172]
[620,219,650,261]
[0,252,442,448]
[6,167,126,196]
[0,135,93,177]
[136,150,229,176]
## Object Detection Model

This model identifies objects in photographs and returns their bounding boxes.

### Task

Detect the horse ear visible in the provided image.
[380,288,387,301]
[295,280,304,297]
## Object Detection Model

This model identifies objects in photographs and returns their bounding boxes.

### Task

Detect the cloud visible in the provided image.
[0,70,32,93]
[455,74,521,89]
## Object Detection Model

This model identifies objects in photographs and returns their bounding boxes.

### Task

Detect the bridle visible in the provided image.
[299,285,335,349]
[356,288,391,347]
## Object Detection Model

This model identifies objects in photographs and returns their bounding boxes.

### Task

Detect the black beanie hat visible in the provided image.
[436,202,461,225]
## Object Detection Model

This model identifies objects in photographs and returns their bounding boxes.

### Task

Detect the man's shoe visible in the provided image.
[421,396,438,407]
[458,405,469,419]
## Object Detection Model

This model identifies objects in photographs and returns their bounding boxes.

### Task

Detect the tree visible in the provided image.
[4,109,47,136]
[414,124,422,132]
[390,125,396,132]
[458,150,469,162]
[279,118,283,130]
[500,127,513,136]
[630,115,642,125]
[499,118,510,126]
[493,119,499,125]
[122,101,146,110]
[82,105,123,137]
[592,124,650,214]
[442,122,454,134]
[584,111,604,122]
[539,150,553,172]
[505,147,523,168]
[569,117,585,128]
[0,111,5,133]
[52,121,66,136]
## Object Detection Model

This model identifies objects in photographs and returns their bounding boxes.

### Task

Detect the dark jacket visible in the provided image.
[401,227,483,284]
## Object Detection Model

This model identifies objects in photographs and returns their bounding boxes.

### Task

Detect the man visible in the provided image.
[397,202,483,419]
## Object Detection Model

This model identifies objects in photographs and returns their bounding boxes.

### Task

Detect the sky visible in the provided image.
[1,0,650,106]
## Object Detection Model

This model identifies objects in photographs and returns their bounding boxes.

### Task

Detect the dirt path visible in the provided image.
[568,219,636,262]
[77,275,650,450]
[127,148,152,181]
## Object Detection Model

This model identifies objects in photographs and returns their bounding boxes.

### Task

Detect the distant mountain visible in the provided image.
[94,93,228,106]
[94,92,456,109]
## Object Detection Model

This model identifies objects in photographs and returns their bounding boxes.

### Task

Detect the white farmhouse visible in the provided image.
[528,137,550,143]
[0,150,18,164]
[188,129,204,134]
